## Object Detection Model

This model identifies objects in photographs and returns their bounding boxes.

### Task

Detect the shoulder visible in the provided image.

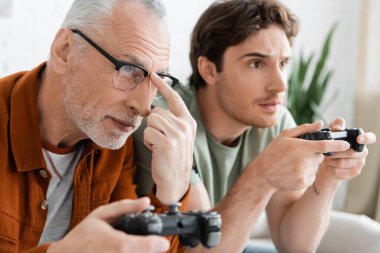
[246,106,296,142]
[1,63,46,115]
[0,71,27,114]
[277,106,297,130]
[268,106,296,136]
[174,83,194,107]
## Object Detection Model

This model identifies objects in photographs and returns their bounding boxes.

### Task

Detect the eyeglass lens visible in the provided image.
[113,64,175,94]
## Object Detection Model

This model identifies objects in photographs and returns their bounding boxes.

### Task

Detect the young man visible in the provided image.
[0,0,196,252]
[134,0,376,252]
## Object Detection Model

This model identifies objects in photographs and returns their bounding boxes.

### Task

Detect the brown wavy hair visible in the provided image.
[189,0,299,89]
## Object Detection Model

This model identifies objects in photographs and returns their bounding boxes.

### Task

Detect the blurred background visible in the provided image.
[0,0,379,222]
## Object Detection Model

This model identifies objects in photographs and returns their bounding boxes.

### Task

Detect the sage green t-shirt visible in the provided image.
[133,83,296,206]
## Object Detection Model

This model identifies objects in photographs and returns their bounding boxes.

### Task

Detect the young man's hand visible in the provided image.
[250,121,350,192]
[318,117,376,183]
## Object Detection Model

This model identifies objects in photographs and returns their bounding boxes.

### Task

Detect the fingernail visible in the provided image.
[315,120,324,127]
[140,196,150,205]
[157,239,170,252]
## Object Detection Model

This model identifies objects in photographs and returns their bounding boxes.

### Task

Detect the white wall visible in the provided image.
[0,0,72,75]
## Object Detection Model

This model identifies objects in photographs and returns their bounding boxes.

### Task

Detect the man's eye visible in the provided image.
[122,65,134,73]
[249,61,263,69]
[280,60,289,68]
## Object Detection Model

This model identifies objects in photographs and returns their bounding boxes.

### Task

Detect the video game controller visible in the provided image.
[299,128,365,156]
[113,203,222,248]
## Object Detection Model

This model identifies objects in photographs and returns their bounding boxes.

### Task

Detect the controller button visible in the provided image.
[147,222,163,233]
[206,232,222,248]
[208,217,221,227]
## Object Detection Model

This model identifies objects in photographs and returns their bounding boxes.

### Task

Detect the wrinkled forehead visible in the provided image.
[107,1,171,71]
[226,25,291,60]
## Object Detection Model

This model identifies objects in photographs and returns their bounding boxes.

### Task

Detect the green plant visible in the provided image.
[287,24,337,125]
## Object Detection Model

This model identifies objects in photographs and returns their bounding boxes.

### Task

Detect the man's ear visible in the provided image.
[50,28,73,74]
[197,56,218,86]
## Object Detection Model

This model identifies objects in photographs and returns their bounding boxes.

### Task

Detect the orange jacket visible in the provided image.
[0,63,187,253]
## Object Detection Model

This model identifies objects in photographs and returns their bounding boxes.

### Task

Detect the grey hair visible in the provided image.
[61,0,166,34]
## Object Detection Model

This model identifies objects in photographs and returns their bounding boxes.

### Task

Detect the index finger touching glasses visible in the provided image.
[150,73,186,116]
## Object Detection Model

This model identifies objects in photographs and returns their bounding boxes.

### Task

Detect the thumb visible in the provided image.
[126,235,170,253]
[282,120,324,138]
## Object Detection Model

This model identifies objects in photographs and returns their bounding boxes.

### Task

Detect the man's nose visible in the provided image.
[126,79,156,117]
[268,67,287,92]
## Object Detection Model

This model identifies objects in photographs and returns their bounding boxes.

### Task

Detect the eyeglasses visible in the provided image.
[71,29,179,94]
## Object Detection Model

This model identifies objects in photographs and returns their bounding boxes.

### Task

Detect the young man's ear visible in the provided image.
[49,28,73,74]
[197,56,218,86]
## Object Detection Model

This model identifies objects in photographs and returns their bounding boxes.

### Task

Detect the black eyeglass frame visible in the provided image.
[71,29,179,88]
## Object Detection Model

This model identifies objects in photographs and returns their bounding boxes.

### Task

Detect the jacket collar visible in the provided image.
[10,63,49,172]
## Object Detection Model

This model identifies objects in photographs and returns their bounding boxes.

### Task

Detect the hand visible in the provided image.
[319,118,377,182]
[251,121,350,191]
[48,198,170,253]
[143,73,196,204]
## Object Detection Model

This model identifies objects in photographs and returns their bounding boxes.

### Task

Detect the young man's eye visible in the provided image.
[280,60,289,68]
[249,61,263,69]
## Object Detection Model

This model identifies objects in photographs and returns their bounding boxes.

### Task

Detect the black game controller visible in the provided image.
[299,128,365,156]
[113,203,222,248]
